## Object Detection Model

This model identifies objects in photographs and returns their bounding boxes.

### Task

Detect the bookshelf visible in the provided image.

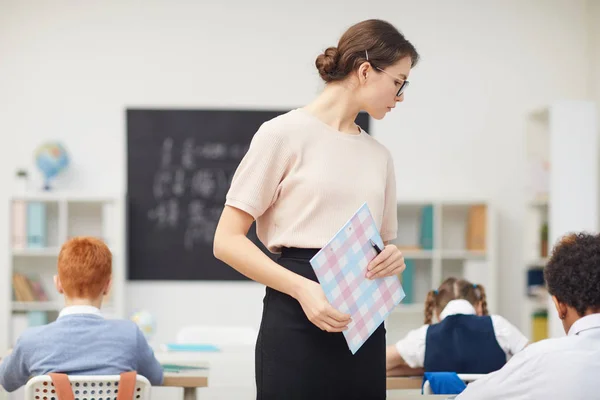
[385,199,497,344]
[522,197,550,340]
[1,192,126,354]
[522,101,598,340]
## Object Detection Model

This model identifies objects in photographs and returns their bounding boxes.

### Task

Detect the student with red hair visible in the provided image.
[0,237,163,392]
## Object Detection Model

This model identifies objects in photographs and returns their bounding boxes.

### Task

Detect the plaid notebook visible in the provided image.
[310,202,405,354]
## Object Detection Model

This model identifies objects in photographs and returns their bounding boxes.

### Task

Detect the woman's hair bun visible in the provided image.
[315,46,340,83]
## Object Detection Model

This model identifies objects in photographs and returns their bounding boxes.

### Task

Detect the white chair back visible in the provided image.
[24,374,151,400]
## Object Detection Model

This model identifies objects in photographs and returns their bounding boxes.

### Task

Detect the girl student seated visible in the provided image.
[386,277,528,376]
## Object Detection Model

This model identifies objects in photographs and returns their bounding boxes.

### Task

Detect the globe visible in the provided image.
[130,310,156,340]
[35,142,69,190]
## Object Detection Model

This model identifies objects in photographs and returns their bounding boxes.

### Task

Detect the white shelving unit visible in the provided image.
[11,301,63,312]
[386,199,497,344]
[522,101,599,340]
[1,192,126,354]
[522,198,550,340]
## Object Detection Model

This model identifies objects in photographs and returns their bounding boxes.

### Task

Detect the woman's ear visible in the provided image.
[357,61,372,84]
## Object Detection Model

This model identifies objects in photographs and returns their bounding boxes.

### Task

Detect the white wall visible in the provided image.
[547,101,598,338]
[590,0,600,199]
[0,0,593,346]
[591,0,600,105]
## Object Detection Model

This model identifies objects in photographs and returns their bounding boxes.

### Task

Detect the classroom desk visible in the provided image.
[158,349,437,398]
[385,377,460,399]
[162,363,209,400]
[161,347,436,400]
[158,349,426,395]
[386,376,423,390]
[162,371,441,400]
[156,346,254,399]
[387,395,451,400]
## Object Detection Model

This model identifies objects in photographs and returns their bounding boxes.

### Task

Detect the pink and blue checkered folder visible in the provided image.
[310,202,405,354]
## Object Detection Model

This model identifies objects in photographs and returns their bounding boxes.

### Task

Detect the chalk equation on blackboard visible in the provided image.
[147,137,248,250]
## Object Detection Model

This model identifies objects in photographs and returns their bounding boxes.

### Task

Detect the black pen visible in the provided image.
[370,239,383,254]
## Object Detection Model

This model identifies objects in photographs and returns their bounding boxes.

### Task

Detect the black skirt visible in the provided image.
[255,247,386,400]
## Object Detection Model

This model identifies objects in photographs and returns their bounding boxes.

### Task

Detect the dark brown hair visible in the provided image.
[545,232,600,316]
[424,277,489,324]
[315,19,419,83]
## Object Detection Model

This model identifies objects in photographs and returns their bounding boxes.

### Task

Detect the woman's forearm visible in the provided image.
[214,232,307,299]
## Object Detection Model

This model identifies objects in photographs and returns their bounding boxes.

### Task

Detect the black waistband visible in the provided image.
[280,247,320,260]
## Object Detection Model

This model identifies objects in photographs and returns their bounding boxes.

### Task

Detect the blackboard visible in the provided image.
[126,109,370,280]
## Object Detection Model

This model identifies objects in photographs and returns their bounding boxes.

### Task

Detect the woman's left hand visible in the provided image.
[366,245,406,279]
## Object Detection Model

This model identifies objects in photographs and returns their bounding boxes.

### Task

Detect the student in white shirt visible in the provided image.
[457,232,600,400]
[386,277,528,376]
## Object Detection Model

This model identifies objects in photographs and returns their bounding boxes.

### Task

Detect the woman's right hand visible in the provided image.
[295,279,352,332]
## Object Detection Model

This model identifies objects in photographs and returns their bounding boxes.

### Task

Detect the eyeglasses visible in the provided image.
[376,67,409,97]
[365,50,409,97]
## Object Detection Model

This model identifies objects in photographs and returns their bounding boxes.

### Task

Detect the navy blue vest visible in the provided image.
[424,314,506,374]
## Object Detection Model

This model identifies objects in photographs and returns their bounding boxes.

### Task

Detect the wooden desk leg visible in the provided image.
[183,387,197,400]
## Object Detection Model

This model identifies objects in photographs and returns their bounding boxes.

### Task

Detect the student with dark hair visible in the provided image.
[457,232,600,400]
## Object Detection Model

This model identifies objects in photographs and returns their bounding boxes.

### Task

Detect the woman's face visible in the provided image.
[359,56,413,120]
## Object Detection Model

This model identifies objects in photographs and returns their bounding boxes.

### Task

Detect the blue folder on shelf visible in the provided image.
[162,364,209,373]
[27,311,48,327]
[402,259,415,304]
[26,202,47,249]
[419,205,434,250]
[162,343,220,352]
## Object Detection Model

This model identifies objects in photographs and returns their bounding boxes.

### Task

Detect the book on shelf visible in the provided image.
[12,273,49,302]
[28,311,48,326]
[401,259,415,304]
[532,310,548,342]
[419,205,434,250]
[26,201,47,248]
[466,205,487,251]
[12,200,27,249]
[29,276,49,301]
[526,268,546,297]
